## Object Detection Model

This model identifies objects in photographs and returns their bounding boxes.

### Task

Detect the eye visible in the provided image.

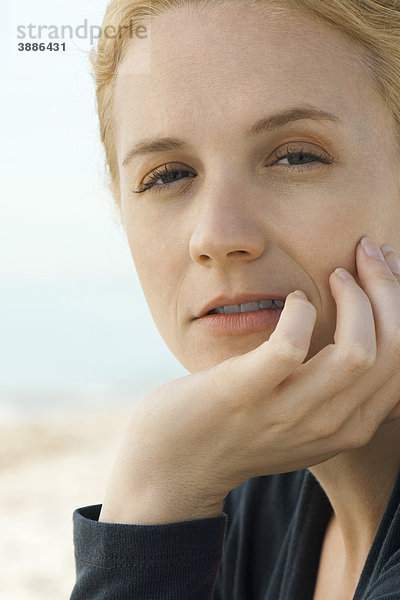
[131,145,335,195]
[272,145,334,169]
[132,163,197,195]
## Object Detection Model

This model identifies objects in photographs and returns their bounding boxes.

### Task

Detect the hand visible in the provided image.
[100,237,400,524]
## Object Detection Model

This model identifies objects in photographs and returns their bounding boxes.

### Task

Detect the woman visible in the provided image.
[70,1,400,598]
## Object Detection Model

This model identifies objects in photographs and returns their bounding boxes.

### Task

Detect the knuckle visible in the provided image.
[375,268,398,284]
[276,411,301,435]
[342,343,375,374]
[345,409,376,449]
[315,415,344,441]
[273,336,307,364]
[348,425,373,449]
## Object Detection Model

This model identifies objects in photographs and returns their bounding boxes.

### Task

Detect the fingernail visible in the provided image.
[361,237,385,261]
[335,268,354,282]
[292,290,307,299]
[381,244,400,275]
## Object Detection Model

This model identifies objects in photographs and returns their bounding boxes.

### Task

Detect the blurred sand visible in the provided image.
[0,408,133,600]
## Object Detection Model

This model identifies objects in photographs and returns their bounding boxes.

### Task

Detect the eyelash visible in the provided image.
[131,146,334,195]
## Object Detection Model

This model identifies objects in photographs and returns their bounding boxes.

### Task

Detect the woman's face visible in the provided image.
[113,3,400,373]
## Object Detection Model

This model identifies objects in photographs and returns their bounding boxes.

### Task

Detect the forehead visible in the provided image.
[113,3,387,152]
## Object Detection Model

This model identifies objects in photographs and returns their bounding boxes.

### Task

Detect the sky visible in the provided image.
[1,0,187,419]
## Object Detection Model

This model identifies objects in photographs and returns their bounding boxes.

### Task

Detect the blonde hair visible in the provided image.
[90,0,400,220]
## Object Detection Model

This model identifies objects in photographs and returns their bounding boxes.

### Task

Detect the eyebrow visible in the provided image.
[121,105,342,167]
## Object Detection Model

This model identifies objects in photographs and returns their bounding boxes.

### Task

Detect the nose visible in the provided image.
[189,189,265,267]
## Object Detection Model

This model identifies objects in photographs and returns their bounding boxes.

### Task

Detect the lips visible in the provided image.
[196,292,288,319]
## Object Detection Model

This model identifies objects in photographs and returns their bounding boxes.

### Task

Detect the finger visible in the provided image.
[345,241,400,431]
[382,244,400,281]
[355,238,400,373]
[274,267,377,422]
[280,238,400,442]
[224,291,317,402]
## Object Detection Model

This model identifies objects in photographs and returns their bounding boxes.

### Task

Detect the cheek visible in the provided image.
[123,194,183,259]
[124,221,184,316]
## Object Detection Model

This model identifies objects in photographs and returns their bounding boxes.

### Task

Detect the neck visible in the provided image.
[309,419,400,572]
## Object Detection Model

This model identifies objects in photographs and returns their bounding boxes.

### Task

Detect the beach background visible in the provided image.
[2,2,187,598]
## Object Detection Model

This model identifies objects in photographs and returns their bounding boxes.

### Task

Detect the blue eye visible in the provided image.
[133,163,196,195]
[132,147,334,195]
[275,146,332,167]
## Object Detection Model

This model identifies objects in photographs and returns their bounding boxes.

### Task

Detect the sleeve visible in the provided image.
[69,504,228,600]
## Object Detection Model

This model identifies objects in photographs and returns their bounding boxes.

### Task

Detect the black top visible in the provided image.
[69,468,400,599]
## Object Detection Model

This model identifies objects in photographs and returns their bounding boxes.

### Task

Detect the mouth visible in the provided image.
[195,297,287,335]
[207,298,285,315]
[197,293,288,319]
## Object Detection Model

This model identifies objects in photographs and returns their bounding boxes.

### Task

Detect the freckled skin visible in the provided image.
[111,2,400,581]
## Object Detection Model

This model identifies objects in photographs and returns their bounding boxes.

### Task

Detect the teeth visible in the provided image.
[224,304,242,313]
[270,300,285,308]
[259,300,275,309]
[240,302,261,312]
[209,299,285,314]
